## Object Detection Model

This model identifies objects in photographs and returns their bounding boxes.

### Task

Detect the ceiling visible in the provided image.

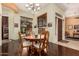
[3,3,79,17]
[56,3,79,17]
[16,3,79,17]
[15,3,49,13]
[16,3,75,12]
[2,3,19,13]
[56,3,79,10]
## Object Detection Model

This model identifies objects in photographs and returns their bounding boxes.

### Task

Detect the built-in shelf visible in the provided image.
[20,16,33,34]
[37,13,47,34]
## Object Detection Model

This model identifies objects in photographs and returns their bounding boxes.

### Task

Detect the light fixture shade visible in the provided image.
[25,4,29,7]
[37,7,40,10]
[25,3,40,14]
[28,7,31,10]
[35,3,40,6]
[34,9,36,11]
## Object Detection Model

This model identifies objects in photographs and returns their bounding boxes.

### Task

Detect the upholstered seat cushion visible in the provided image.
[34,42,43,48]
[23,40,32,46]
[34,43,40,48]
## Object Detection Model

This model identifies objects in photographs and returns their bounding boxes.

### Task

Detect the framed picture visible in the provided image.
[37,13,47,27]
[34,25,37,28]
[74,25,79,29]
[48,23,52,27]
[68,25,73,30]
[14,23,18,27]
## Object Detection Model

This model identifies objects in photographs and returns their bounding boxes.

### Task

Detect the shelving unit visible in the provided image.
[37,13,47,34]
[20,16,33,34]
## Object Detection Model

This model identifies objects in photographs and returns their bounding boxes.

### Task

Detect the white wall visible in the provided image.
[33,4,65,43]
[0,3,2,46]
[32,15,38,35]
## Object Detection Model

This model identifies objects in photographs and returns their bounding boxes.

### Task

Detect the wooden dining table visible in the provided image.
[22,36,45,55]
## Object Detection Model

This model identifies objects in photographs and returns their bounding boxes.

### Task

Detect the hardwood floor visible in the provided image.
[0,40,79,56]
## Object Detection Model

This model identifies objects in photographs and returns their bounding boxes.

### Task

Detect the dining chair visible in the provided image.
[42,31,49,54]
[18,32,32,56]
[33,31,49,56]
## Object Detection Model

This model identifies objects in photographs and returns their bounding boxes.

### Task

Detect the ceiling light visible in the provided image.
[35,3,40,6]
[28,7,31,10]
[25,3,40,14]
[34,9,36,11]
[37,7,40,10]
[25,4,29,7]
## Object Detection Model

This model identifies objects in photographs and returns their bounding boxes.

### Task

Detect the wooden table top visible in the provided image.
[23,37,45,42]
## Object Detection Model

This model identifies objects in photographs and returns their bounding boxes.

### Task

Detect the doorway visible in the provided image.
[56,17,62,41]
[58,18,62,41]
[2,16,9,55]
[2,16,9,40]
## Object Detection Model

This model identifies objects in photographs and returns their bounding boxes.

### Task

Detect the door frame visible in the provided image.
[55,16,63,41]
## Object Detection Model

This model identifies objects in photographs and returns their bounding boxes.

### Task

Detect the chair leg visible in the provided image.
[18,48,23,56]
[26,47,30,56]
[36,49,41,56]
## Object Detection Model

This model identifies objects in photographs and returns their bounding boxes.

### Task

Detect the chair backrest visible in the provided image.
[41,31,49,52]
[41,31,49,41]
